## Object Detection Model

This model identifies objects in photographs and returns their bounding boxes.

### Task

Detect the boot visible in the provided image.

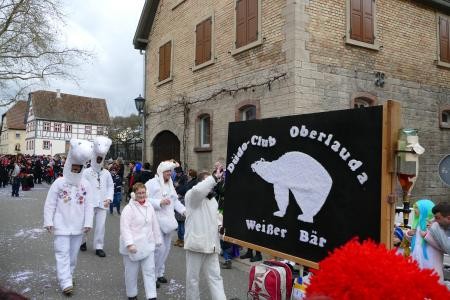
[240,250,253,259]
[62,286,73,296]
[178,240,184,247]
[80,242,87,251]
[173,239,181,247]
[250,252,262,262]
[220,260,232,269]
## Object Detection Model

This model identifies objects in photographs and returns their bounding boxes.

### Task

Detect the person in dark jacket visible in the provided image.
[173,167,190,247]
[110,166,122,215]
[140,162,154,184]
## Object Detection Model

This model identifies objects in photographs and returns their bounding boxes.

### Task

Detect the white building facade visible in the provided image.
[24,90,110,156]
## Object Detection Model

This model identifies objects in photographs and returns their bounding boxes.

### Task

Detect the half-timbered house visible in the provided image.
[24,90,110,156]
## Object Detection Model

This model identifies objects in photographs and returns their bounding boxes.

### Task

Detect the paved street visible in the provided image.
[0,184,249,299]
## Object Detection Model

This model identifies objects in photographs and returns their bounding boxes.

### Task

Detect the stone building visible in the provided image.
[134,0,450,201]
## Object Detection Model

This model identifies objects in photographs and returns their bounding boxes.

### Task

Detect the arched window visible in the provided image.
[440,106,450,129]
[195,110,213,152]
[235,100,261,121]
[240,105,257,121]
[350,92,377,108]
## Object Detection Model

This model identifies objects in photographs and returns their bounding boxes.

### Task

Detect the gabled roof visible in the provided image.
[29,90,110,126]
[2,101,27,130]
[133,0,160,50]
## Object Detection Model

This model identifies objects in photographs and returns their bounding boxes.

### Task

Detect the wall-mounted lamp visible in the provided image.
[375,71,385,87]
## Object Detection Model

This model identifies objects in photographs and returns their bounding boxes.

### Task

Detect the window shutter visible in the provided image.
[236,0,247,48]
[350,0,363,41]
[159,44,165,81]
[362,0,374,43]
[204,18,212,62]
[165,42,172,79]
[195,22,204,65]
[440,17,450,63]
[247,0,258,43]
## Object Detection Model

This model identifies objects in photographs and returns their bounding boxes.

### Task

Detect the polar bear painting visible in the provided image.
[251,151,332,223]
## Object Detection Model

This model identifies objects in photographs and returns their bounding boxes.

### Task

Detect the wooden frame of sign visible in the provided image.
[223,100,400,269]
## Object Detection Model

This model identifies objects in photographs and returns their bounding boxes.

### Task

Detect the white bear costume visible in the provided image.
[145,161,186,280]
[43,139,94,291]
[82,136,114,252]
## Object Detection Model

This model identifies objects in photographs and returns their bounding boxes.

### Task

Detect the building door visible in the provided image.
[152,131,180,170]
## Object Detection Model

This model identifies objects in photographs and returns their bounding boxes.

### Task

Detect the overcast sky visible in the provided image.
[45,0,146,117]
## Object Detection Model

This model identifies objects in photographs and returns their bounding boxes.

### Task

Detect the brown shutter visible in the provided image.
[362,0,374,43]
[247,0,258,44]
[195,22,204,65]
[165,42,172,79]
[236,0,247,48]
[350,0,363,41]
[159,44,165,81]
[440,17,450,63]
[204,18,212,62]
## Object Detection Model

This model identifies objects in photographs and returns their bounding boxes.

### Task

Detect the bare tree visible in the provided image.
[0,0,91,106]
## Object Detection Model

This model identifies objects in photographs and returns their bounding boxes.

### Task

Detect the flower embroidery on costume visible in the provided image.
[59,185,71,203]
[76,185,87,205]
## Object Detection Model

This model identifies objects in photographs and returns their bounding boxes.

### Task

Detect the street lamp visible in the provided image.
[134,95,146,163]
[134,95,145,115]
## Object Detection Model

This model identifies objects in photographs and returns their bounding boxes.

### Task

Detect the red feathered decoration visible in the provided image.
[306,239,449,300]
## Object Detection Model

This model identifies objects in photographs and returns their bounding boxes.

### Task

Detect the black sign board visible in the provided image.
[224,106,383,265]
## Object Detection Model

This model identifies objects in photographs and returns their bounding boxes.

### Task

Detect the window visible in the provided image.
[97,126,104,135]
[240,105,257,121]
[440,106,450,129]
[65,124,72,133]
[438,15,450,67]
[346,0,379,50]
[195,18,213,67]
[234,0,261,53]
[43,121,51,131]
[54,123,61,132]
[158,41,172,82]
[199,115,210,147]
[43,140,50,150]
[85,125,92,134]
[15,133,20,139]
[350,92,377,108]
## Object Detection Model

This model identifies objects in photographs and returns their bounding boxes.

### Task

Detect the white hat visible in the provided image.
[63,139,93,185]
[91,136,112,171]
[157,161,176,176]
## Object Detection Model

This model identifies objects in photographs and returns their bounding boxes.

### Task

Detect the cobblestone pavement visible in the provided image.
[0,184,250,299]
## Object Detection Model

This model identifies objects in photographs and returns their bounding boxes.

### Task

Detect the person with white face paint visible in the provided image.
[80,136,114,257]
[43,139,94,296]
[145,160,186,285]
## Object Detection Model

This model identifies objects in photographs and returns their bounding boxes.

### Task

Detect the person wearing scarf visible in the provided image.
[145,160,186,285]
[406,199,444,282]
[120,183,161,300]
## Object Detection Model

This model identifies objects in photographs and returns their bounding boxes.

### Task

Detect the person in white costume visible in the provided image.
[184,168,226,300]
[145,160,186,285]
[120,182,162,300]
[43,139,94,296]
[80,136,114,257]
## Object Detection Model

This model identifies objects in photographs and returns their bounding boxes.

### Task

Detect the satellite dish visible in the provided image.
[438,154,450,186]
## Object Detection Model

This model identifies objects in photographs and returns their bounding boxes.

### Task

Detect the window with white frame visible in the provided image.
[85,125,92,134]
[97,126,104,135]
[240,105,257,121]
[43,121,51,131]
[199,115,210,148]
[65,124,72,133]
[43,140,51,150]
[54,123,61,132]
